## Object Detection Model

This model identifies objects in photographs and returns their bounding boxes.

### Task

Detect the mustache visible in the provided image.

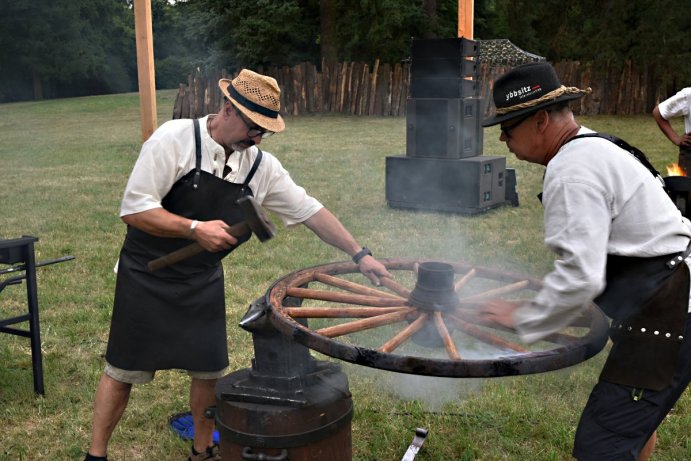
[232,140,256,150]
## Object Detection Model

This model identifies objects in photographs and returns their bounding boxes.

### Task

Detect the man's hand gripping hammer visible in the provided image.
[147,196,276,272]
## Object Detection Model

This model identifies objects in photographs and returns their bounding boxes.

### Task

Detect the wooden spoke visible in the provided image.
[315,308,416,338]
[380,276,412,298]
[454,268,476,292]
[379,312,430,353]
[447,314,528,352]
[458,280,530,303]
[434,312,461,360]
[542,332,582,346]
[285,287,406,307]
[313,272,405,300]
[283,306,409,318]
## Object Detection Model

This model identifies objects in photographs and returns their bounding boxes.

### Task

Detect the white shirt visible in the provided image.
[514,126,691,343]
[120,115,323,227]
[658,87,691,134]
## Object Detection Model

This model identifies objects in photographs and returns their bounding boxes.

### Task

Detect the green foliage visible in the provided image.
[0,0,136,101]
[184,0,459,69]
[3,0,691,102]
[151,0,212,87]
[478,0,691,91]
[184,0,320,70]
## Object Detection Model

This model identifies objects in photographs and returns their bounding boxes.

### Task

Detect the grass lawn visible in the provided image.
[0,90,689,460]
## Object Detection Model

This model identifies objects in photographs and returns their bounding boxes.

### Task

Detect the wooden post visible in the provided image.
[133,0,157,142]
[458,0,474,38]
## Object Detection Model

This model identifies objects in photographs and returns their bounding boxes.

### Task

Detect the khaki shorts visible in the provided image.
[104,362,227,385]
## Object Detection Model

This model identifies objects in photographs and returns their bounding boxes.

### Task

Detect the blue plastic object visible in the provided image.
[169,412,219,443]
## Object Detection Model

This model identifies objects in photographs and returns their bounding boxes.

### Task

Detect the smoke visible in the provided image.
[378,372,484,411]
[348,337,521,412]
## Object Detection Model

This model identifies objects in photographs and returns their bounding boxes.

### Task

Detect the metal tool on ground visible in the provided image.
[147,196,276,272]
[401,428,428,461]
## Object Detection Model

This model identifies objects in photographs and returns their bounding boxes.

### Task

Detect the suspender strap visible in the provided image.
[566,133,667,189]
[191,117,261,195]
[565,132,691,269]
[192,119,202,190]
[241,149,263,195]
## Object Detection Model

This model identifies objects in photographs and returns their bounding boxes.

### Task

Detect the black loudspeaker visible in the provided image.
[410,37,478,61]
[406,98,483,159]
[385,156,507,214]
[410,58,478,79]
[409,78,478,99]
[409,37,479,99]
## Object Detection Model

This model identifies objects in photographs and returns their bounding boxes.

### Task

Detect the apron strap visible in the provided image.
[241,149,263,196]
[192,119,202,190]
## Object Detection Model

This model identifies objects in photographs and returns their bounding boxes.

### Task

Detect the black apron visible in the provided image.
[594,253,690,390]
[106,119,262,372]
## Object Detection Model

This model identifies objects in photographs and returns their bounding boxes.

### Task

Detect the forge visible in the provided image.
[212,258,609,460]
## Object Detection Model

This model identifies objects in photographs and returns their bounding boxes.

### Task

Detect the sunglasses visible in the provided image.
[233,105,274,139]
[500,114,533,139]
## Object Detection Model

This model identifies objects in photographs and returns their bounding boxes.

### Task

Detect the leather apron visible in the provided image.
[105,119,262,372]
[594,252,690,390]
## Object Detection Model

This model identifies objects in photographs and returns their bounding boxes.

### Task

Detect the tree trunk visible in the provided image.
[422,0,438,39]
[32,70,43,100]
[320,0,338,65]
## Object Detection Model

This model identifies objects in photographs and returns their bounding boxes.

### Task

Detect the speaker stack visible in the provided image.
[386,38,513,214]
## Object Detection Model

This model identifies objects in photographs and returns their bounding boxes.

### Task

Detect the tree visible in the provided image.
[184,0,319,70]
[181,0,459,70]
[0,0,136,102]
[151,0,209,88]
[319,0,338,65]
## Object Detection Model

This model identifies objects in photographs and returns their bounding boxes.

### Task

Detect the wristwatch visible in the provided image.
[352,246,372,264]
[189,219,199,238]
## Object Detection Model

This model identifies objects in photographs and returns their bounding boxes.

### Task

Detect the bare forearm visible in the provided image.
[302,208,392,285]
[121,208,237,252]
[122,208,194,238]
[303,208,361,256]
[653,106,682,145]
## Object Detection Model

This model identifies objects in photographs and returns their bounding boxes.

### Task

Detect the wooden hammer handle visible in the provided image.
[147,221,249,272]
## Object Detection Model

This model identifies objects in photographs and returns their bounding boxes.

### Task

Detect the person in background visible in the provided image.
[480,62,691,461]
[83,69,391,461]
[652,87,691,175]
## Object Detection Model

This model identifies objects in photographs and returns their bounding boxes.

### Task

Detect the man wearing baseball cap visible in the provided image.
[83,69,391,461]
[480,62,691,460]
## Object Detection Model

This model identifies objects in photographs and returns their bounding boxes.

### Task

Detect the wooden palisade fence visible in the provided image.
[173,59,667,120]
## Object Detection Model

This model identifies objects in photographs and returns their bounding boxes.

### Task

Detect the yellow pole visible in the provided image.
[458,0,474,38]
[133,0,157,142]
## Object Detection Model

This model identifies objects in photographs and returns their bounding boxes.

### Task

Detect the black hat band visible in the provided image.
[228,84,279,119]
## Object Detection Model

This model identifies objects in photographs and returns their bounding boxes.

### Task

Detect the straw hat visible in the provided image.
[482,62,590,127]
[219,69,285,133]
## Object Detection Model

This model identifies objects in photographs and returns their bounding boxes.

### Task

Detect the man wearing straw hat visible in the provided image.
[83,69,391,461]
[480,62,691,460]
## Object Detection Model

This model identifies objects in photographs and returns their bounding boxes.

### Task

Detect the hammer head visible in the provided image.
[237,196,276,242]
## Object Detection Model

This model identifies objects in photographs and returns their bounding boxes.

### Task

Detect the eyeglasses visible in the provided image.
[500,114,532,139]
[233,105,274,139]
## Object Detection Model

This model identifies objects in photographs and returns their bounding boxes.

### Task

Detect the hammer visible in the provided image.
[147,196,276,272]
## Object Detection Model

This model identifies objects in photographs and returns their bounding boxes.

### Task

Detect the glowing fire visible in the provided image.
[667,163,686,177]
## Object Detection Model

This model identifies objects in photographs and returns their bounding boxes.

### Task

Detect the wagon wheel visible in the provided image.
[264,258,609,378]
